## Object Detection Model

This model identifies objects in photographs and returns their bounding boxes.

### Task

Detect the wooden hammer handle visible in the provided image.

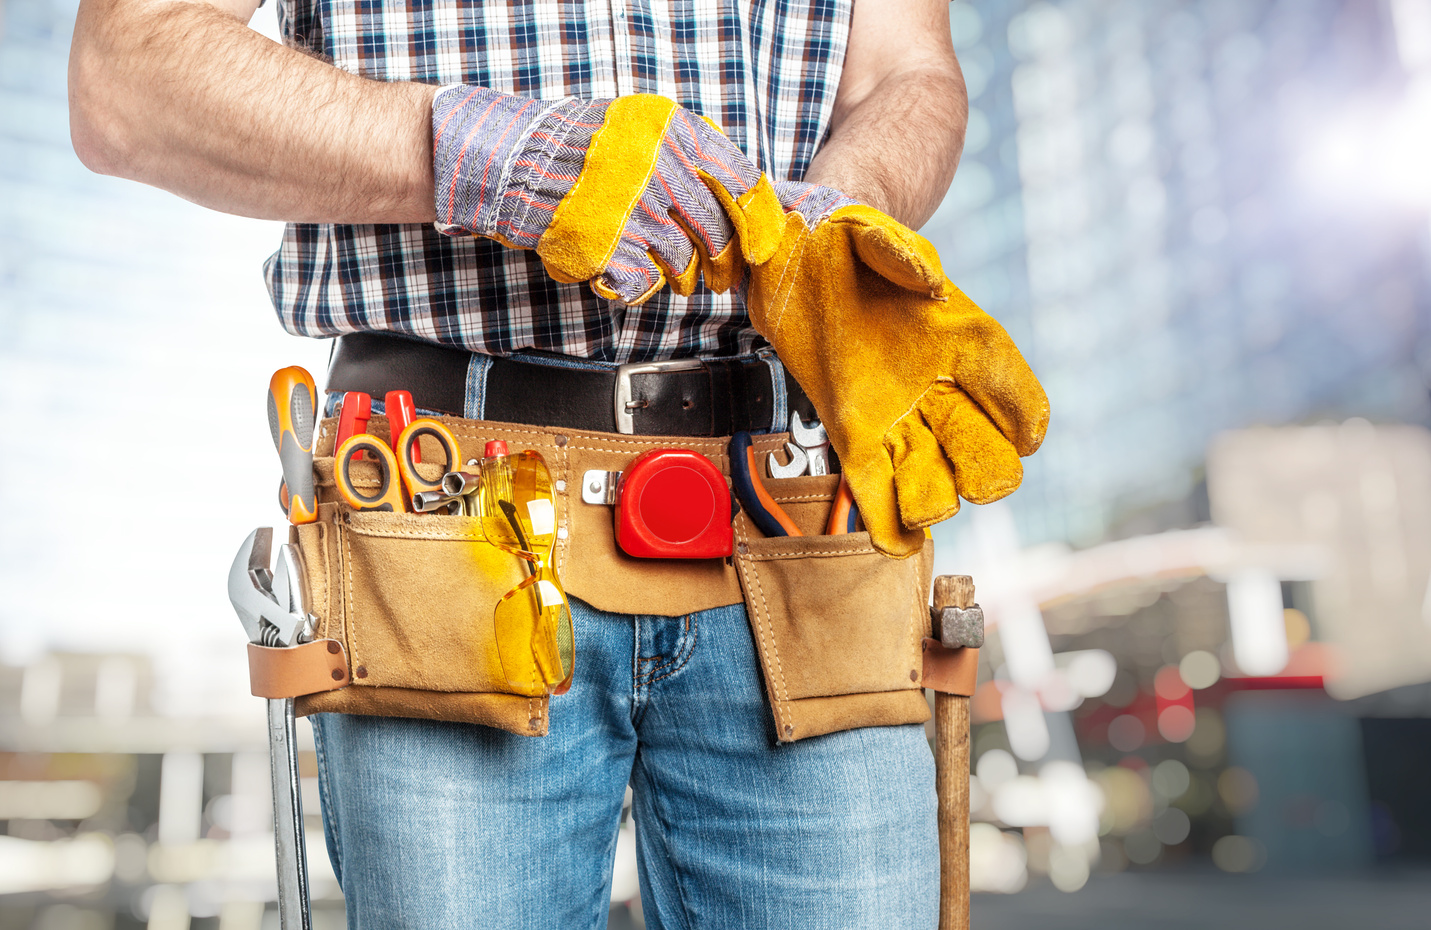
[933,575,974,930]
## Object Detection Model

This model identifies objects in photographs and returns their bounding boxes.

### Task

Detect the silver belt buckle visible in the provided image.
[614,358,706,434]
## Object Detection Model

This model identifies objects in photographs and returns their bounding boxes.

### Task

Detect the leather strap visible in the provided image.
[248,639,351,699]
[327,332,815,436]
[921,642,979,697]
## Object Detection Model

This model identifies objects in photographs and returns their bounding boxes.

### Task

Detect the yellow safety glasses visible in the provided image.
[481,451,574,696]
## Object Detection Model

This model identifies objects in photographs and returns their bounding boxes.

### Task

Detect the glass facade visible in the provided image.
[930,0,1431,548]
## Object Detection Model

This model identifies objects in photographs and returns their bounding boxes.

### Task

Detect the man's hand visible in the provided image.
[69,0,435,222]
[432,90,759,305]
[800,0,967,229]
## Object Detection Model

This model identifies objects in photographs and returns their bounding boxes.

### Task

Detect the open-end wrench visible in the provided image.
[788,413,829,476]
[766,441,809,479]
[228,529,313,930]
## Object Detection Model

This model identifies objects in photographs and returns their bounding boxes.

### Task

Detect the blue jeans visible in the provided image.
[312,352,937,928]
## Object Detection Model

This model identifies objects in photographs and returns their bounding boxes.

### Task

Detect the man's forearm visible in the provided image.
[69,0,435,223]
[802,63,966,230]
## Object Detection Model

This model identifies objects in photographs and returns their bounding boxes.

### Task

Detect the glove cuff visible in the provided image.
[432,87,568,240]
[773,180,858,227]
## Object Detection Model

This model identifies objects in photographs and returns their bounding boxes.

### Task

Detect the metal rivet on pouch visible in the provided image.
[554,434,569,447]
[528,718,542,730]
[910,669,919,682]
[467,458,479,467]
[331,669,344,681]
[355,666,368,679]
[327,641,341,654]
[736,543,748,555]
[555,479,566,492]
[783,725,793,737]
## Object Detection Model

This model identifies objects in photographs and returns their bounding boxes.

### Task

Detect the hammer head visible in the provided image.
[935,604,985,649]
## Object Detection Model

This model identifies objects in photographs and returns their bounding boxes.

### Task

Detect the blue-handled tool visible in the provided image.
[729,432,803,538]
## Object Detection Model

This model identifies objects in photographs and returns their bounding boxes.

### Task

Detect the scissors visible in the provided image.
[334,418,463,512]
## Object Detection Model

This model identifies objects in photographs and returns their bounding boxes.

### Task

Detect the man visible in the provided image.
[70,0,1044,926]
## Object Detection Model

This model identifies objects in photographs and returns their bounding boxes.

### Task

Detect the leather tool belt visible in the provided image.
[327,332,818,436]
[274,336,935,742]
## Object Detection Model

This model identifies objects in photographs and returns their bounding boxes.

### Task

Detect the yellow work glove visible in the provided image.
[709,177,1050,557]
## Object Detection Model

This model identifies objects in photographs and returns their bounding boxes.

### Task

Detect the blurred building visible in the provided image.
[929,0,1431,548]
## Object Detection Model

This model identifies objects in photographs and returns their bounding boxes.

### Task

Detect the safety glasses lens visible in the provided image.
[493,567,573,695]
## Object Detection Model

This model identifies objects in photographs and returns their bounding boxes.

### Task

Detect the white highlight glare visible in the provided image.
[1226,571,1290,676]
[525,499,556,536]
[1298,78,1431,212]
[1001,687,1052,761]
[1063,650,1118,698]
[977,749,1019,789]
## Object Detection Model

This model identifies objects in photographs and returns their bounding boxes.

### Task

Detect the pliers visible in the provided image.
[730,432,857,537]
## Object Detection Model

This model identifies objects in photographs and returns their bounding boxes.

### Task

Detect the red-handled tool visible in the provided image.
[385,391,418,462]
[268,367,318,525]
[334,392,372,461]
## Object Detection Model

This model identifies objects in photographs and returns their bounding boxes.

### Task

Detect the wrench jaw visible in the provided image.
[272,544,314,646]
[766,443,809,480]
[228,528,273,644]
[788,413,831,477]
[228,528,312,648]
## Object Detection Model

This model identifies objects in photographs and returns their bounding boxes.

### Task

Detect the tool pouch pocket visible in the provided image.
[732,477,933,743]
[290,495,554,737]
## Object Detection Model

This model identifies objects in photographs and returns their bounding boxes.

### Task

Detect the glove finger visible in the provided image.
[652,131,736,259]
[918,382,1024,504]
[651,240,702,297]
[942,304,1051,457]
[681,109,762,193]
[840,448,927,559]
[669,209,746,294]
[697,169,787,265]
[883,413,961,529]
[588,237,666,305]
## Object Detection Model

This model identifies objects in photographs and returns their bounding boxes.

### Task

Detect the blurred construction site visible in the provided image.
[3,0,1431,927]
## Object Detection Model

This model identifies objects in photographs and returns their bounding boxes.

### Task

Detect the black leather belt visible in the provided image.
[326,333,814,436]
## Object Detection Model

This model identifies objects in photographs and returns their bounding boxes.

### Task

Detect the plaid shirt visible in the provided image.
[266,0,852,364]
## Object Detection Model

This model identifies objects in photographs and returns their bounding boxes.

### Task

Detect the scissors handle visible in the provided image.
[394,419,463,498]
[334,435,407,512]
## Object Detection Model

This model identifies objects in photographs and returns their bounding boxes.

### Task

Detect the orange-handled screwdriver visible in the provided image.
[268,367,318,524]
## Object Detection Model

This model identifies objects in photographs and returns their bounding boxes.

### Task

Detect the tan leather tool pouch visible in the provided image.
[732,476,935,743]
[284,414,932,742]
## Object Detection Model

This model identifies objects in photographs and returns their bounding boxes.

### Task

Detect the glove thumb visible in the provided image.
[832,207,950,299]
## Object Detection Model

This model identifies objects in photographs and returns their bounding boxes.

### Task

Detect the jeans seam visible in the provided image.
[310,716,344,881]
[645,613,698,686]
[464,352,494,420]
[634,756,695,930]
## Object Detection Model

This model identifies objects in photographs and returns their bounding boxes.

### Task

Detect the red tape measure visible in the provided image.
[615,449,733,559]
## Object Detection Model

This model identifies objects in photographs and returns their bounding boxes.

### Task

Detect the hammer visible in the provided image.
[924,575,983,930]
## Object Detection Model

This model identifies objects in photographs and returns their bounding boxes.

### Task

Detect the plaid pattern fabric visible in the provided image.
[267,0,852,363]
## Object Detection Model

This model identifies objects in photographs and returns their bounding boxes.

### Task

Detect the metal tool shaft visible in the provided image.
[268,697,312,930]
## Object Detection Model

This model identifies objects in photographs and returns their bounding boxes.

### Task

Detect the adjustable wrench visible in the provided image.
[228,528,313,930]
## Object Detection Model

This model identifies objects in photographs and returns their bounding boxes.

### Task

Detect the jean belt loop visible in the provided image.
[464,352,495,421]
[761,350,789,434]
